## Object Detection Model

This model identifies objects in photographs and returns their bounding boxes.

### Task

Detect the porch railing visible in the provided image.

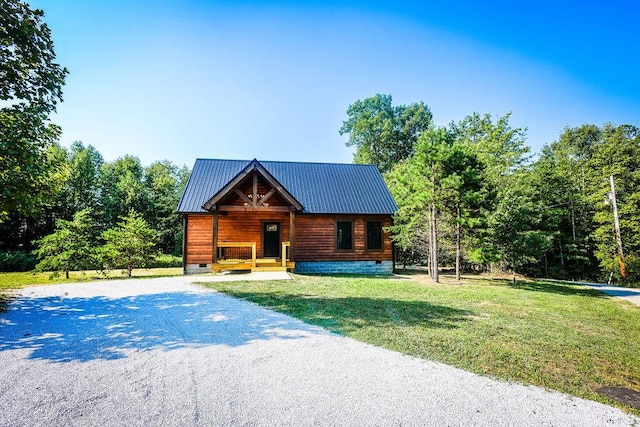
[217,242,257,268]
[215,241,292,269]
[281,241,291,266]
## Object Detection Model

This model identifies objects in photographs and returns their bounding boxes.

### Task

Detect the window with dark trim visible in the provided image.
[366,221,382,250]
[336,221,353,250]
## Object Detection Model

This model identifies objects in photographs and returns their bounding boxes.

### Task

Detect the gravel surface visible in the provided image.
[1,276,638,426]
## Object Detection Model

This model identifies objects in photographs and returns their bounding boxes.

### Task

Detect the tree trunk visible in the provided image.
[127,266,132,277]
[432,201,439,283]
[456,206,461,282]
[65,270,69,279]
[427,224,433,279]
[427,212,432,278]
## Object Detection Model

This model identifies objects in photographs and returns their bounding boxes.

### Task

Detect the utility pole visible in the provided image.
[608,175,626,281]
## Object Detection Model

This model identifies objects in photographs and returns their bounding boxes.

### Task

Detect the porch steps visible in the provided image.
[212,257,295,273]
[255,258,278,265]
[251,266,288,272]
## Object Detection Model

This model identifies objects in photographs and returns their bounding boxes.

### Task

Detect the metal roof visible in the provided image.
[177,159,398,214]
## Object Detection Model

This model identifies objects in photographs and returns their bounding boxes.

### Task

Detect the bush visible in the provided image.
[149,254,182,268]
[0,251,37,272]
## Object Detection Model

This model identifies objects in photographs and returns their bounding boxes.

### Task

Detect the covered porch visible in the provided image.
[213,241,295,272]
[199,159,302,274]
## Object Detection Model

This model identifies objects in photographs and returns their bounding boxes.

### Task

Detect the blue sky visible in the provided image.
[31,0,640,168]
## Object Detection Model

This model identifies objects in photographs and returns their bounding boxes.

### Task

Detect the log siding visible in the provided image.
[294,214,393,262]
[183,212,393,265]
[185,214,213,265]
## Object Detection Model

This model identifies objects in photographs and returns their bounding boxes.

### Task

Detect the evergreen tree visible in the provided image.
[100,210,159,277]
[34,209,95,278]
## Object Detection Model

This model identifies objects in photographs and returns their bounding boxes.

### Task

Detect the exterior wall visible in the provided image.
[294,214,393,262]
[185,214,213,265]
[294,261,393,275]
[184,212,394,274]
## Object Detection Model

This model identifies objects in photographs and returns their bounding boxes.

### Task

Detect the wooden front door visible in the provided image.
[263,222,280,257]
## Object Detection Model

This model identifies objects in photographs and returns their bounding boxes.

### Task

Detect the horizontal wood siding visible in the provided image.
[294,214,393,262]
[185,212,393,263]
[185,215,213,264]
[218,211,290,257]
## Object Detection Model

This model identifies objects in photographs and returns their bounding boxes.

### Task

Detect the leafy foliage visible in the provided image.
[0,143,190,264]
[0,250,36,272]
[340,94,432,173]
[144,160,190,254]
[0,0,68,220]
[489,188,553,282]
[451,112,530,186]
[525,123,640,283]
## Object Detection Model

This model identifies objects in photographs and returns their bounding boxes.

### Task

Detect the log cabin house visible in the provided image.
[177,159,398,274]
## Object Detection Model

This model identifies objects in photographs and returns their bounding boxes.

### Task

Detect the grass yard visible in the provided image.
[203,273,640,414]
[0,267,183,291]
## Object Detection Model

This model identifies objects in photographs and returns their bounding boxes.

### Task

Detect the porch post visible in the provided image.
[212,211,218,264]
[251,243,257,268]
[289,209,295,262]
[182,215,187,274]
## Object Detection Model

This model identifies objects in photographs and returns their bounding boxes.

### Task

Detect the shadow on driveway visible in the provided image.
[0,291,324,363]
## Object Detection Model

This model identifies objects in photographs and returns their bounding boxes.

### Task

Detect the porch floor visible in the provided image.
[212,258,295,273]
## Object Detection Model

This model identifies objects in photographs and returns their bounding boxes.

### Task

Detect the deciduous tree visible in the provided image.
[0,0,68,220]
[340,94,432,173]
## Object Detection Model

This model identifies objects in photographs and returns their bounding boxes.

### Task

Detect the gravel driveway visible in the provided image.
[0,277,638,426]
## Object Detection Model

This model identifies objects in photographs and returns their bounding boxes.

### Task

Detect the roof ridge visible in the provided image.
[195,158,377,167]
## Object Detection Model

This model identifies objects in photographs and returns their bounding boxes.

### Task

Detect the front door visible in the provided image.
[263,222,280,258]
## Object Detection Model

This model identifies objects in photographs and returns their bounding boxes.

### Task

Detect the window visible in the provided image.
[336,221,353,250]
[367,221,382,250]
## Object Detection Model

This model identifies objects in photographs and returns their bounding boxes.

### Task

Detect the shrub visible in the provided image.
[0,251,37,272]
[149,254,182,268]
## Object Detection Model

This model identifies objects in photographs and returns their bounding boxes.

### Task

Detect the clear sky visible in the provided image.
[30,0,640,168]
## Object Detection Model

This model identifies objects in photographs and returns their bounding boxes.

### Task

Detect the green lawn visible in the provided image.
[202,273,640,414]
[0,267,184,291]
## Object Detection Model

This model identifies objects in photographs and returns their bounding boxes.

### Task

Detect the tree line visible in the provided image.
[341,94,640,285]
[0,140,190,272]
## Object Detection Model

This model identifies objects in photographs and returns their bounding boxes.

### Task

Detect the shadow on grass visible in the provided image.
[216,291,472,334]
[445,275,607,299]
[514,281,607,298]
[0,291,324,363]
